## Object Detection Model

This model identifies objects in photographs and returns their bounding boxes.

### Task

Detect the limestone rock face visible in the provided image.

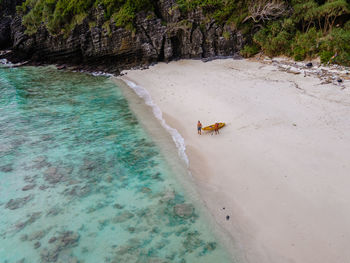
[1,0,245,73]
[0,0,24,48]
[0,17,12,49]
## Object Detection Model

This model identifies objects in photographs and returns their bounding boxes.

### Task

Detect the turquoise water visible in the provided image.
[0,66,233,263]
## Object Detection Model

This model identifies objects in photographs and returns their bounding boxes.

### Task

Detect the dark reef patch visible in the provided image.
[6,195,34,210]
[15,212,42,232]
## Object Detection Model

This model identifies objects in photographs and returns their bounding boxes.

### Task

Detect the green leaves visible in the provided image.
[292,28,322,60]
[14,0,350,66]
[253,20,293,57]
[240,43,260,57]
[177,0,248,26]
[19,0,154,35]
[320,25,350,64]
[291,0,350,33]
[319,0,350,32]
[252,0,350,64]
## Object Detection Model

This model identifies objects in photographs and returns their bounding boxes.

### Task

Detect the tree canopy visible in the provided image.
[16,0,350,65]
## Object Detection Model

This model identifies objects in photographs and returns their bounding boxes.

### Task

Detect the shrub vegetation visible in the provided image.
[251,0,350,64]
[17,0,154,34]
[15,0,350,65]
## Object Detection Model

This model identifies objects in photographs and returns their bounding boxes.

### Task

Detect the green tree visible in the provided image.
[291,0,319,32]
[318,0,350,33]
[19,0,154,35]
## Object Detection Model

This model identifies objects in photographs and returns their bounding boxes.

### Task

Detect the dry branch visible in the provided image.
[243,0,289,23]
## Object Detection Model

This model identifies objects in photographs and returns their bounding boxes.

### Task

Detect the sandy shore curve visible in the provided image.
[118,59,350,263]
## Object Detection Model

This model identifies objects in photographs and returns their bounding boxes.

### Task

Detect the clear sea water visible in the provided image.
[0,66,234,263]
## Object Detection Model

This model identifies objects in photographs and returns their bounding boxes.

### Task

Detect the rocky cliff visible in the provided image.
[1,0,244,73]
[0,0,24,49]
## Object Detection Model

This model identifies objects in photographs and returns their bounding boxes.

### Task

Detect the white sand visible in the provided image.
[119,59,350,263]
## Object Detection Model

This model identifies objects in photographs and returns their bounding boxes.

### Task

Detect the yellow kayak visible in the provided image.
[202,123,225,131]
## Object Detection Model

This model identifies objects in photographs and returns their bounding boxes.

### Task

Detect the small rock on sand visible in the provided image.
[287,68,301,74]
[306,62,313,67]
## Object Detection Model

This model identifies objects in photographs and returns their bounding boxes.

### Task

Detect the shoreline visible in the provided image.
[0,66,235,262]
[121,79,189,166]
[117,59,350,263]
[113,77,240,262]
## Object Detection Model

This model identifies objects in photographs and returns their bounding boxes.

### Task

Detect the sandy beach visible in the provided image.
[118,59,350,263]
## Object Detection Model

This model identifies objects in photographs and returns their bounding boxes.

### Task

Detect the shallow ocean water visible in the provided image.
[0,66,233,263]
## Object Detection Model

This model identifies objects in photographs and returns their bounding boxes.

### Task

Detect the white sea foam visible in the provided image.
[123,79,189,166]
[0,59,9,65]
[91,71,114,77]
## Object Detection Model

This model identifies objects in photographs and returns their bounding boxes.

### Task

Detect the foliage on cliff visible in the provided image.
[15,0,350,65]
[175,0,350,65]
[17,0,154,34]
[17,0,253,35]
[177,0,249,26]
[251,0,350,64]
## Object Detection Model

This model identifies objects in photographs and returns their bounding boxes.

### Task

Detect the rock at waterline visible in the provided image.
[56,65,67,70]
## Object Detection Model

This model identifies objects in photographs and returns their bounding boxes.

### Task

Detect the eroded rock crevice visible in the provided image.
[0,0,245,73]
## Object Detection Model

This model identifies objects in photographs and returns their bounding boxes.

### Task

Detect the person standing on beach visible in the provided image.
[197,121,202,135]
[214,123,219,135]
